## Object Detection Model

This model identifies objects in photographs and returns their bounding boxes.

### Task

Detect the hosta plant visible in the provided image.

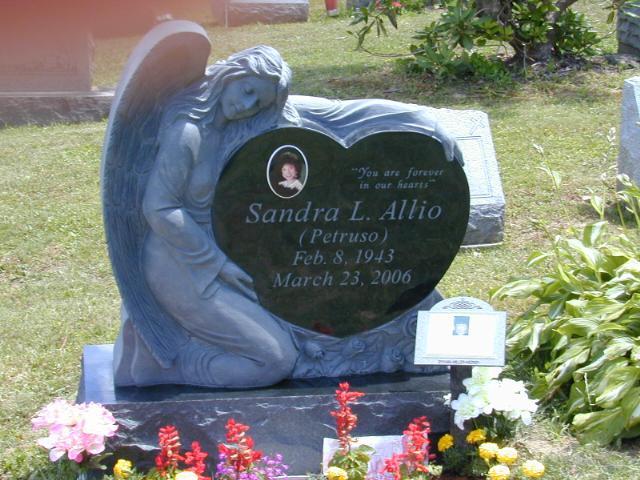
[492,178,640,445]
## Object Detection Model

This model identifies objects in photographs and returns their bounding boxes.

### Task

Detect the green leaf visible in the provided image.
[567,380,589,415]
[527,322,545,352]
[603,336,635,359]
[572,407,625,445]
[593,366,639,408]
[546,342,590,390]
[548,297,566,319]
[386,11,398,29]
[589,196,606,219]
[556,262,581,290]
[566,238,609,273]
[541,278,563,298]
[621,387,640,428]
[575,353,609,374]
[492,279,543,299]
[595,322,629,334]
[565,299,587,317]
[556,317,598,337]
[583,221,607,246]
[527,250,552,267]
[582,298,627,322]
[462,36,474,50]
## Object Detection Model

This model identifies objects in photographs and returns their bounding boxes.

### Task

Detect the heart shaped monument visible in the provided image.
[213,127,470,338]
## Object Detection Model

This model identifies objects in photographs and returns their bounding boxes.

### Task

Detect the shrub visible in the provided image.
[350,0,629,81]
[492,178,640,445]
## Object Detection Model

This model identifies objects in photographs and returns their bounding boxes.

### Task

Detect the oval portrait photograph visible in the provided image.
[267,145,308,199]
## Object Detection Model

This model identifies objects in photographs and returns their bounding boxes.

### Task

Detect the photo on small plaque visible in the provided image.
[414,310,506,366]
[266,144,308,199]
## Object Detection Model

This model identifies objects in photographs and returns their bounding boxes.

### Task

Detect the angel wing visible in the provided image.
[101,21,211,368]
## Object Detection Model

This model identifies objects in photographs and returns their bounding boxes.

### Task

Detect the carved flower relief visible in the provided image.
[403,314,418,337]
[302,340,325,360]
[342,338,367,358]
[380,347,405,373]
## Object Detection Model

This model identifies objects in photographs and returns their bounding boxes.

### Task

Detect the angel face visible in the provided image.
[220,76,277,121]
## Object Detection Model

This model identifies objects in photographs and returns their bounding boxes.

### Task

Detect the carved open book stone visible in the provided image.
[214,128,470,337]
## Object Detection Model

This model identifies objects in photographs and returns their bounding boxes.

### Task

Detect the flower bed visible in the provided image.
[32,374,545,480]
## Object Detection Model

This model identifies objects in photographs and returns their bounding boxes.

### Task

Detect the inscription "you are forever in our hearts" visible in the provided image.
[353,166,444,191]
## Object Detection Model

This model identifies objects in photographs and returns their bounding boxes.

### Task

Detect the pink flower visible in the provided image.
[32,399,118,465]
[32,398,78,429]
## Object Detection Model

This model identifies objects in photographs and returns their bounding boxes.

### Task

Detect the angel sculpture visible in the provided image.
[103,21,466,388]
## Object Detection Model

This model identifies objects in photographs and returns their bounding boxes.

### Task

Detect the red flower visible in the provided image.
[155,425,184,476]
[403,416,435,469]
[382,453,404,480]
[184,441,211,480]
[154,426,211,479]
[330,382,365,454]
[380,417,435,478]
[218,418,263,474]
[224,418,251,444]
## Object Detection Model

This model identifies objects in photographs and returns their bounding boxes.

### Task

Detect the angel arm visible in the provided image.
[142,120,226,297]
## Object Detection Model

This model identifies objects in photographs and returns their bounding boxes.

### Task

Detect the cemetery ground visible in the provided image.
[1,0,640,478]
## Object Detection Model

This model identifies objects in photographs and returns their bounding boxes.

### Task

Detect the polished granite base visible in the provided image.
[78,344,450,474]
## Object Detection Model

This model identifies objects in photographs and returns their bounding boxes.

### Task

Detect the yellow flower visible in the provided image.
[438,433,454,452]
[478,442,500,461]
[113,459,133,480]
[327,466,348,480]
[176,472,199,480]
[522,460,545,478]
[466,428,487,444]
[496,447,518,465]
[488,464,511,480]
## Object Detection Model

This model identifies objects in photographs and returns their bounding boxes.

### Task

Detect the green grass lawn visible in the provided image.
[2,0,640,478]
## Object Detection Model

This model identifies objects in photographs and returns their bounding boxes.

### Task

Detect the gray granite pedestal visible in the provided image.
[78,345,449,474]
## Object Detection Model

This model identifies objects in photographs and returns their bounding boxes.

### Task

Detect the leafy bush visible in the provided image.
[554,9,600,56]
[406,1,513,80]
[350,0,625,81]
[492,177,640,445]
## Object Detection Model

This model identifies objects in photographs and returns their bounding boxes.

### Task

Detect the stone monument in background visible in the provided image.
[0,0,111,127]
[618,4,640,57]
[211,0,309,27]
[618,76,640,186]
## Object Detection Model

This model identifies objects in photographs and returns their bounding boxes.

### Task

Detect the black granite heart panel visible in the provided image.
[213,127,469,337]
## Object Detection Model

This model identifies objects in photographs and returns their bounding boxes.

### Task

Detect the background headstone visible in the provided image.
[346,0,371,9]
[0,1,92,92]
[618,76,640,186]
[618,5,640,57]
[0,92,114,127]
[212,0,309,27]
[431,109,505,246]
[0,0,114,126]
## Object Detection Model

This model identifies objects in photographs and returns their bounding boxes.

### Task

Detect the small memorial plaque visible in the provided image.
[414,309,506,366]
[214,127,470,337]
